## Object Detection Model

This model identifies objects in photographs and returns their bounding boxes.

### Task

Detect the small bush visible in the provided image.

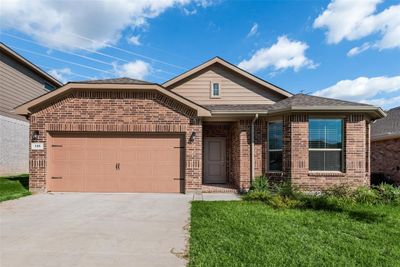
[268,195,286,209]
[298,195,345,211]
[374,183,400,204]
[352,187,379,205]
[272,180,299,198]
[322,184,353,198]
[250,176,269,192]
[242,191,271,202]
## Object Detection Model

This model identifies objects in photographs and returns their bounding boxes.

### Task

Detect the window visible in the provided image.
[309,119,343,171]
[44,82,55,91]
[211,82,220,97]
[268,121,283,171]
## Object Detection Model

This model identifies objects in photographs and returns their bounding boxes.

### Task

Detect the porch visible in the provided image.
[201,121,254,193]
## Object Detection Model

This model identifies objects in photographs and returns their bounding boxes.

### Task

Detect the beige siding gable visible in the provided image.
[169,64,286,105]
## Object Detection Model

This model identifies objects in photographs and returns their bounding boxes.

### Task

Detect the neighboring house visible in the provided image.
[15,57,385,193]
[371,106,400,185]
[0,43,62,176]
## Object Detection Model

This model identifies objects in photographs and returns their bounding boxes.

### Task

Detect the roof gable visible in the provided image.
[163,57,292,98]
[14,82,211,117]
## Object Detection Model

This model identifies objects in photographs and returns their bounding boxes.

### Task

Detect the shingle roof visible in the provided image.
[76,77,154,85]
[371,106,400,139]
[268,93,372,111]
[203,104,272,112]
[201,95,384,119]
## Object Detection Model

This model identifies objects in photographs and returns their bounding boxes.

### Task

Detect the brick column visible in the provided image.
[285,114,309,188]
[345,115,369,186]
[185,120,203,192]
[231,119,262,191]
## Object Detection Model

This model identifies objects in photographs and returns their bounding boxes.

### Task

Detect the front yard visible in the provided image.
[0,174,31,202]
[189,201,400,266]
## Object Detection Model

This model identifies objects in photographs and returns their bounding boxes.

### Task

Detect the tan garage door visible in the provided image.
[47,133,184,193]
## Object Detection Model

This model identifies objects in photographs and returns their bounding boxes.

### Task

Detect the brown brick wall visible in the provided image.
[282,114,370,191]
[29,90,202,192]
[230,119,262,191]
[371,138,400,184]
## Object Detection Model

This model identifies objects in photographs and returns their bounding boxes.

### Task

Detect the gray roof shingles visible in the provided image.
[268,93,372,111]
[371,106,400,138]
[204,94,373,112]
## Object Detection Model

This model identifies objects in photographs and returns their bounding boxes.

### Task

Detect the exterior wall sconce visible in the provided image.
[189,132,196,143]
[32,130,40,142]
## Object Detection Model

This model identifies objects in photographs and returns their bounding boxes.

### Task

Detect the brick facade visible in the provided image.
[280,114,370,191]
[229,120,263,191]
[371,138,400,184]
[225,114,371,192]
[29,90,202,192]
[28,89,372,193]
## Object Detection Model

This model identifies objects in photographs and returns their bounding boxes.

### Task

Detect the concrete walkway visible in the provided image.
[0,192,239,267]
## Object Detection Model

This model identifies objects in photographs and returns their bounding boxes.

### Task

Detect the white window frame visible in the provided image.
[308,118,344,172]
[267,120,283,172]
[210,82,221,98]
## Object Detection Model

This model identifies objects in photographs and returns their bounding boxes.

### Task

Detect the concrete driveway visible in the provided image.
[0,193,192,267]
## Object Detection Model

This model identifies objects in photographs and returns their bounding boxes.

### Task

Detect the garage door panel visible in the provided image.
[86,137,102,147]
[86,150,102,161]
[119,150,138,162]
[68,149,87,161]
[51,150,67,161]
[69,162,85,176]
[48,133,183,193]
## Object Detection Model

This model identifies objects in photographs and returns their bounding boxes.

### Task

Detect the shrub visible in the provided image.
[352,187,379,205]
[298,195,344,212]
[268,195,286,209]
[250,176,269,192]
[242,191,272,202]
[322,184,353,198]
[272,180,303,199]
[374,183,400,205]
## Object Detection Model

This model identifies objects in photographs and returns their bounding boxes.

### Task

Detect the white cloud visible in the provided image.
[48,68,72,83]
[247,23,258,37]
[313,75,400,108]
[183,7,197,15]
[0,0,200,50]
[347,42,371,57]
[127,35,141,46]
[238,36,316,73]
[113,60,151,80]
[314,0,400,50]
[360,95,400,108]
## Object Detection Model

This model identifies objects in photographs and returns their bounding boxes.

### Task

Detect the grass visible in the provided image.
[189,201,400,267]
[0,174,31,202]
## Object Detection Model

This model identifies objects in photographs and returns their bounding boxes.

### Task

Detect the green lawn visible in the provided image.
[0,174,31,202]
[189,201,400,267]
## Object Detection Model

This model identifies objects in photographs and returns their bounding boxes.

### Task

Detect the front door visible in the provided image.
[204,137,226,183]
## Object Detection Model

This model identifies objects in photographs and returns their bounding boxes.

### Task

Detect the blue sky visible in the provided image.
[1,0,399,109]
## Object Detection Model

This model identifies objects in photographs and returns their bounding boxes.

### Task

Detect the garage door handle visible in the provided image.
[116,163,120,170]
[173,178,184,180]
[51,176,63,179]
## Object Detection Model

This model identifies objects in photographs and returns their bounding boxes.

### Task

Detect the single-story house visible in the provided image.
[371,106,400,185]
[15,57,385,193]
[0,42,62,176]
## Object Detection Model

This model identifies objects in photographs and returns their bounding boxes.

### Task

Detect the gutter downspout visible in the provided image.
[251,114,259,185]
